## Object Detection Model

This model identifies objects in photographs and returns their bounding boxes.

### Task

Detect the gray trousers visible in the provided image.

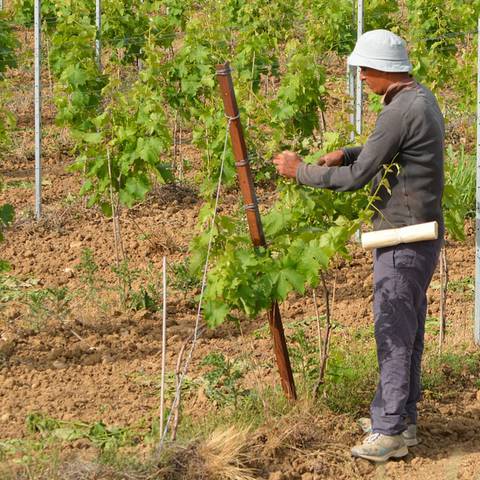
[371,238,442,435]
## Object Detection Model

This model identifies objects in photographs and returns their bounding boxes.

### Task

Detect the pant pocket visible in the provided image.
[392,244,417,268]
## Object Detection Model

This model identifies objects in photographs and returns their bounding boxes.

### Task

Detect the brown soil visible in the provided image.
[1,25,479,480]
[1,146,479,479]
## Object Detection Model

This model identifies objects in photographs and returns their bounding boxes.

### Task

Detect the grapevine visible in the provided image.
[49,0,107,134]
[0,12,18,146]
[4,0,477,327]
[73,36,173,212]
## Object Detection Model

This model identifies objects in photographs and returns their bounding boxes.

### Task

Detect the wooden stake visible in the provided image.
[216,62,297,400]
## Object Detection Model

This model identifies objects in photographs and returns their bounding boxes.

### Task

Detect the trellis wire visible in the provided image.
[155,117,231,455]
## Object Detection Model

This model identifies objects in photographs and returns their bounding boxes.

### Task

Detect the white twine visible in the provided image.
[156,118,231,454]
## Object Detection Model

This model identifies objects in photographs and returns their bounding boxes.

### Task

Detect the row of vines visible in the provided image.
[0,0,479,326]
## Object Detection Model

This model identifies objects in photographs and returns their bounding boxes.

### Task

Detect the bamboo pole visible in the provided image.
[215,62,297,400]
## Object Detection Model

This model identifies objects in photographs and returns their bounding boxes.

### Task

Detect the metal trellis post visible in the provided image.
[96,0,101,70]
[216,62,297,400]
[34,0,42,220]
[475,17,480,345]
[355,0,364,135]
[348,63,355,141]
[348,0,355,140]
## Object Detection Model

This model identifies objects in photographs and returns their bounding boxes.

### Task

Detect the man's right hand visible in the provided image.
[317,149,344,167]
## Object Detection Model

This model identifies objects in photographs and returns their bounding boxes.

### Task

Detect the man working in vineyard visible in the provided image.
[273,29,444,462]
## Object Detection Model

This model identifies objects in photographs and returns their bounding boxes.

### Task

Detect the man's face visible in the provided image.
[359,66,390,95]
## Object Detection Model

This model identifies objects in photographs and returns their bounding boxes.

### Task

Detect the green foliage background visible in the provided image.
[3,0,478,326]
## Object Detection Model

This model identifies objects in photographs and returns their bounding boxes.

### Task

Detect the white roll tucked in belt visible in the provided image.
[361,221,438,250]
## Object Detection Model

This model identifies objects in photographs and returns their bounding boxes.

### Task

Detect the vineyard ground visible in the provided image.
[1,146,480,479]
[0,21,479,479]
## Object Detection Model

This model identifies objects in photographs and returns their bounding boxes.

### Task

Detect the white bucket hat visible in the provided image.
[348,29,412,73]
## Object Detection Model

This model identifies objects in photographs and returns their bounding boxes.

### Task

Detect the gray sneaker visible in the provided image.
[351,432,408,462]
[357,417,419,447]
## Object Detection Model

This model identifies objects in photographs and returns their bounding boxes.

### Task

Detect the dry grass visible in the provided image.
[196,427,257,480]
[191,426,257,480]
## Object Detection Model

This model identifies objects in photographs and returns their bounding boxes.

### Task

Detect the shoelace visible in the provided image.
[365,433,381,443]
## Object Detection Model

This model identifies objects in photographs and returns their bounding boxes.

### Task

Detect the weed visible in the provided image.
[0,181,14,245]
[61,192,79,207]
[0,259,9,273]
[24,290,55,330]
[112,260,161,312]
[201,353,252,408]
[443,145,476,238]
[127,370,200,400]
[448,276,474,295]
[0,437,53,471]
[26,412,140,458]
[111,260,139,309]
[75,249,161,313]
[422,348,480,394]
[76,248,101,296]
[445,145,475,217]
[23,286,72,330]
[425,316,440,335]
[252,323,270,339]
[288,326,320,388]
[195,426,256,480]
[0,272,72,331]
[4,179,34,189]
[171,258,201,292]
[137,232,151,241]
[0,274,38,305]
[128,286,158,312]
[321,342,378,414]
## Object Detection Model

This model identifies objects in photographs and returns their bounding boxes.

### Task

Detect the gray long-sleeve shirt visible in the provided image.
[296,82,444,232]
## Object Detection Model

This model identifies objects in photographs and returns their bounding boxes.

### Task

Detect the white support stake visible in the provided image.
[96,0,101,70]
[475,17,480,345]
[34,0,42,220]
[355,0,364,135]
[159,256,167,434]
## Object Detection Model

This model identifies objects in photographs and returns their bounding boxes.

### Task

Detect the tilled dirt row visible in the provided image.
[1,150,479,479]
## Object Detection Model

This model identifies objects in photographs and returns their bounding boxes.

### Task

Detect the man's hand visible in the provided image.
[273,150,302,179]
[317,149,344,167]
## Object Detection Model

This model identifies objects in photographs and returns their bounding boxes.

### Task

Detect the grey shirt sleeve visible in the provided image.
[342,146,363,166]
[296,107,404,192]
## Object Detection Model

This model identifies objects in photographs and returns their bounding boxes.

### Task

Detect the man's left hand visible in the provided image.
[273,150,302,179]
